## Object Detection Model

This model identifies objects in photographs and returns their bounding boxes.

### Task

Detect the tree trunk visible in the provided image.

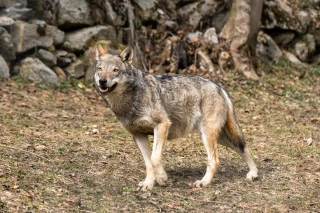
[220,0,263,80]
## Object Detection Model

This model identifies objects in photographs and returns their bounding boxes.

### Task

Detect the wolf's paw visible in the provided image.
[194,179,210,188]
[246,170,258,181]
[138,180,154,191]
[155,173,168,186]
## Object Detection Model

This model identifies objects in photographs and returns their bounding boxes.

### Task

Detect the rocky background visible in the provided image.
[0,0,320,86]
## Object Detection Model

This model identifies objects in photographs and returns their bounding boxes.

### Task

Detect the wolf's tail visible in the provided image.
[221,88,246,152]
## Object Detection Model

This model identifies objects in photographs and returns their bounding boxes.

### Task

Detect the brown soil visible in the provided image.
[0,64,319,212]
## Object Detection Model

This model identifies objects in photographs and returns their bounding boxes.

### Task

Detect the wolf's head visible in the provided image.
[94,44,134,95]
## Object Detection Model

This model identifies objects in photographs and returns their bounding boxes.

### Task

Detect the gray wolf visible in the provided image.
[93,44,258,191]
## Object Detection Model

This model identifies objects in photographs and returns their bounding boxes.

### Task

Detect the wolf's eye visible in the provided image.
[97,67,102,71]
[114,68,119,72]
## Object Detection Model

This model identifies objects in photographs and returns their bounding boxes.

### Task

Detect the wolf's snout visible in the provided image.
[99,78,107,87]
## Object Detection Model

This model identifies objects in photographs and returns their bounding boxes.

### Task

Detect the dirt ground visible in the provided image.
[0,64,319,212]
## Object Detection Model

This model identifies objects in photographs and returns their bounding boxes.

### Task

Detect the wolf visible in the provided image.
[94,44,258,191]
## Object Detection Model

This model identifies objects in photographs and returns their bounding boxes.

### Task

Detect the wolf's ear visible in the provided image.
[95,44,107,60]
[119,46,133,65]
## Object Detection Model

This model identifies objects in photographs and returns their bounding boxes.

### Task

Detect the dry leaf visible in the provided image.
[311,117,320,123]
[34,144,47,151]
[307,137,313,146]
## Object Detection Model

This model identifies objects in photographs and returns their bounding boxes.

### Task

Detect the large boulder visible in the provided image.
[0,16,14,26]
[0,3,33,20]
[177,0,228,31]
[0,0,27,8]
[262,0,304,33]
[18,57,59,86]
[133,0,158,21]
[10,20,64,53]
[0,56,10,78]
[293,34,316,62]
[0,27,15,60]
[62,26,117,53]
[57,0,94,29]
[105,1,121,26]
[256,32,282,63]
[177,2,201,30]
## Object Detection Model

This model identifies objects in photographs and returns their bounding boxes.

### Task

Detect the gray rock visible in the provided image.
[105,1,118,25]
[11,20,64,53]
[270,31,295,46]
[133,0,158,20]
[0,27,15,61]
[202,28,218,48]
[64,60,86,78]
[177,2,201,30]
[30,19,46,25]
[29,20,65,45]
[256,32,282,63]
[55,50,68,57]
[0,56,10,78]
[0,16,14,26]
[283,51,305,66]
[186,31,202,42]
[62,25,117,53]
[262,0,303,33]
[177,0,226,30]
[19,57,59,86]
[305,34,316,54]
[297,11,312,33]
[37,49,57,68]
[57,0,94,28]
[56,50,76,67]
[57,57,72,67]
[53,30,65,46]
[164,20,178,32]
[293,34,315,62]
[133,0,157,13]
[0,0,27,8]
[211,10,229,33]
[0,3,33,20]
[294,42,308,61]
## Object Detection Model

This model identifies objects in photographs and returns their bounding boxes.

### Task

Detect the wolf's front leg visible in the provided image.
[133,133,155,191]
[151,120,171,186]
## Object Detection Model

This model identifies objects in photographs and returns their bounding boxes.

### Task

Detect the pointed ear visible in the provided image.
[119,46,133,65]
[95,44,107,60]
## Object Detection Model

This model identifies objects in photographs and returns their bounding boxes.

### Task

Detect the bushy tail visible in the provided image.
[225,107,246,152]
[220,87,246,152]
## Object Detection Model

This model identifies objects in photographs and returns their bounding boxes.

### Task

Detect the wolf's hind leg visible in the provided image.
[133,133,155,191]
[194,125,220,188]
[218,135,258,180]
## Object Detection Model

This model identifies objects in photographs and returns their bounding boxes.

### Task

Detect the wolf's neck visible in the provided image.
[106,72,145,117]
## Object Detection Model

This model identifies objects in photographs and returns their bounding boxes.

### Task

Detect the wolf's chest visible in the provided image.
[118,115,155,135]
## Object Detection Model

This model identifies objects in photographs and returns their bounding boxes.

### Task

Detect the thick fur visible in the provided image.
[94,45,258,191]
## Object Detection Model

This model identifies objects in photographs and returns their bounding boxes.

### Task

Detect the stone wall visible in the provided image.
[0,0,319,84]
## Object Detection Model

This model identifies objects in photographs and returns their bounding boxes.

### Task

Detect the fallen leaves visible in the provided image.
[34,144,47,151]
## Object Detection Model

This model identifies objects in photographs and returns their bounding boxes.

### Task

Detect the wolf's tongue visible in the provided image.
[100,87,109,92]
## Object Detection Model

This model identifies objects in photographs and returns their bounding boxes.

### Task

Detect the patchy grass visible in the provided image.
[0,67,319,212]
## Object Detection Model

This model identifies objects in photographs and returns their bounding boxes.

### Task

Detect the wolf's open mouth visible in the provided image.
[99,83,117,94]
